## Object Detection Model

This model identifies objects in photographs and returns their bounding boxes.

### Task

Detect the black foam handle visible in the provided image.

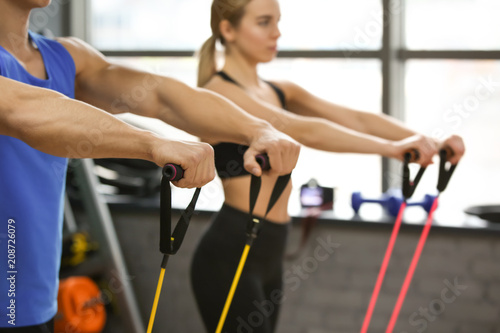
[437,149,457,192]
[163,163,184,181]
[441,146,455,160]
[402,149,426,200]
[404,149,420,163]
[256,154,271,171]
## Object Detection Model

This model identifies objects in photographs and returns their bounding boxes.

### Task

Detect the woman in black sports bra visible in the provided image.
[190,1,465,332]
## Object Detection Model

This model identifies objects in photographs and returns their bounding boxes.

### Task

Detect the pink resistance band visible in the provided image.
[385,196,439,332]
[361,197,439,333]
[360,201,407,333]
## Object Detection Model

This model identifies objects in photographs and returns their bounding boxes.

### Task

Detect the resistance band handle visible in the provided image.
[402,150,426,200]
[163,163,184,181]
[255,153,270,171]
[437,148,458,192]
[150,163,200,333]
[159,163,201,255]
[404,149,420,163]
[249,153,291,218]
[249,154,270,216]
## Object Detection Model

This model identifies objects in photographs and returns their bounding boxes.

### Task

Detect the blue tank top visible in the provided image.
[0,31,75,327]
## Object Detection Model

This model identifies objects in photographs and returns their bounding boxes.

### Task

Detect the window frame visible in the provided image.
[73,0,500,192]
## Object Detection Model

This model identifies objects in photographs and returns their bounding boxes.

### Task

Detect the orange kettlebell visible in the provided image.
[55,276,106,333]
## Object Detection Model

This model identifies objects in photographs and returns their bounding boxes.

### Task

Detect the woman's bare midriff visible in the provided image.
[221,174,292,224]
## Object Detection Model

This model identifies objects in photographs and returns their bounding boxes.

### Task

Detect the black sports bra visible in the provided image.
[213,71,287,179]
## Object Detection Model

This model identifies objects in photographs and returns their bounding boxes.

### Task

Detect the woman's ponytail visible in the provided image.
[197,35,217,87]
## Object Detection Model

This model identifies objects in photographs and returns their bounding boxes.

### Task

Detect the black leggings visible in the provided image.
[0,318,54,333]
[190,204,289,333]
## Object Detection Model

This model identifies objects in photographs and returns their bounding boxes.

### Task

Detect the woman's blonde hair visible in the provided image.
[197,0,251,87]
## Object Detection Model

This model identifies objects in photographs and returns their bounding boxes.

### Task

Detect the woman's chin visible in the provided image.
[259,54,277,64]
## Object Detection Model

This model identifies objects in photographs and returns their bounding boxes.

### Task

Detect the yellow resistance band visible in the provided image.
[215,244,251,333]
[147,265,166,333]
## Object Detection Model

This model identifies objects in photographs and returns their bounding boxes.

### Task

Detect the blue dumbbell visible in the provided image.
[385,191,437,217]
[351,190,394,214]
[352,189,437,217]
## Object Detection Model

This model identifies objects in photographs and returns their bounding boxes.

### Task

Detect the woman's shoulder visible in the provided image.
[204,73,228,89]
[203,73,243,97]
[266,79,305,100]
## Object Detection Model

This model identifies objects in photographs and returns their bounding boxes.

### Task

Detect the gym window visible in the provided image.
[77,0,500,224]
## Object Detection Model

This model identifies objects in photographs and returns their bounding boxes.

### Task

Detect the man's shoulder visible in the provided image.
[55,36,87,56]
[55,37,107,75]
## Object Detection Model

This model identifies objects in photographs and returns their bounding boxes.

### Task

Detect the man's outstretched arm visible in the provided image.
[59,37,300,176]
[0,75,215,188]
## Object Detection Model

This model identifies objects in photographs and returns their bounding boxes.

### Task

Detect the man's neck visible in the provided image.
[0,2,32,56]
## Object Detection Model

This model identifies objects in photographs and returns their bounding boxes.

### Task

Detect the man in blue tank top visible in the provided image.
[0,1,300,331]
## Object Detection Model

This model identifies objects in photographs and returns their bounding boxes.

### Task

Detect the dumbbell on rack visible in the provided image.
[351,189,437,217]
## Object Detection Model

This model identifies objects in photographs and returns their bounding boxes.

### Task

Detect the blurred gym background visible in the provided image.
[32,1,500,332]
